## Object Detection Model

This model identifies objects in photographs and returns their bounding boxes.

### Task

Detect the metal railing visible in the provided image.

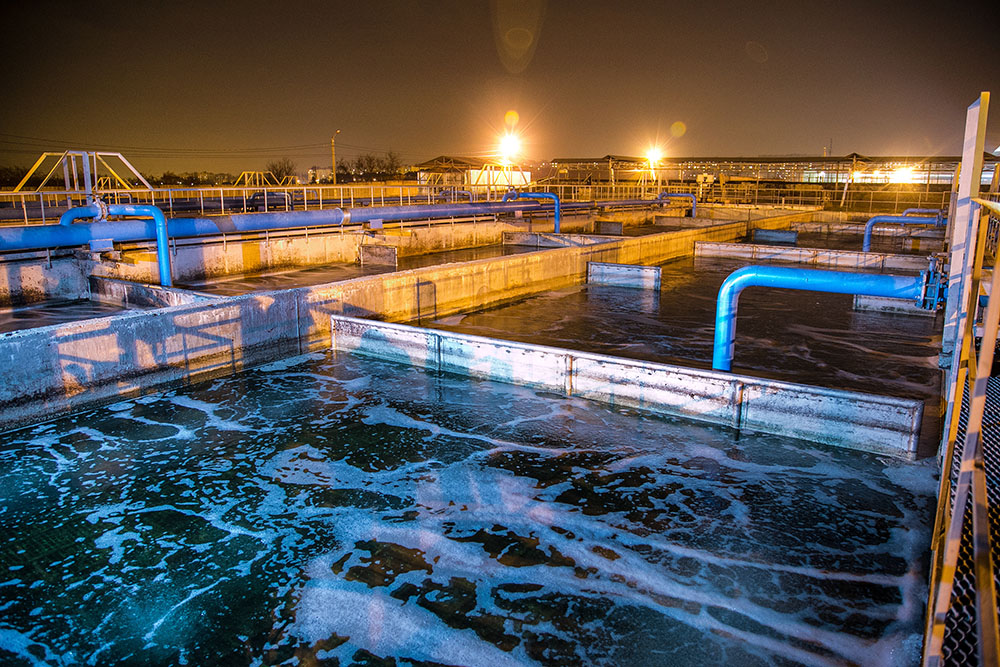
[0,181,953,226]
[924,196,1000,666]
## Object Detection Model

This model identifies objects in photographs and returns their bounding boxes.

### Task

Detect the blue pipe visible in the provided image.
[500,191,562,232]
[1,196,661,255]
[861,214,941,252]
[712,265,923,371]
[902,208,942,220]
[657,192,698,217]
[60,203,173,286]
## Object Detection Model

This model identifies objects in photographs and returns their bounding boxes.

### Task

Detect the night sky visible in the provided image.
[2,0,998,174]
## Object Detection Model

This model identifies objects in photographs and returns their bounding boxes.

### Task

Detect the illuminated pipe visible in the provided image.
[500,191,562,232]
[902,208,944,224]
[712,265,923,371]
[861,214,941,252]
[60,203,173,286]
[3,203,541,254]
[3,196,665,256]
[657,192,697,217]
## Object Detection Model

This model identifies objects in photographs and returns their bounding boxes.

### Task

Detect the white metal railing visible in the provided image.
[0,180,954,225]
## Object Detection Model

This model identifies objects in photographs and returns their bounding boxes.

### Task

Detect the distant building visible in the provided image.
[308,166,333,183]
[414,156,530,187]
[548,153,999,187]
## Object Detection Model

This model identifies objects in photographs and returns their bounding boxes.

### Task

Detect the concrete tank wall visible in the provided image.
[0,220,759,429]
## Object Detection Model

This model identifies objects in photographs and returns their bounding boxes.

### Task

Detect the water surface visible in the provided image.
[1,351,934,665]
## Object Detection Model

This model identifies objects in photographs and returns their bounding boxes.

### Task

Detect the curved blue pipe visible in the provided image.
[902,208,942,222]
[1,196,658,255]
[60,203,173,286]
[108,205,172,287]
[657,192,698,217]
[500,191,562,232]
[861,214,941,252]
[712,265,923,371]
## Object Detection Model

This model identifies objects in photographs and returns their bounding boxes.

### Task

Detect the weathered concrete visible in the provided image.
[89,276,216,308]
[0,221,759,429]
[594,219,624,235]
[359,244,398,267]
[751,228,798,244]
[654,216,721,229]
[587,262,661,290]
[0,252,89,306]
[329,315,923,457]
[502,232,617,248]
[696,242,929,271]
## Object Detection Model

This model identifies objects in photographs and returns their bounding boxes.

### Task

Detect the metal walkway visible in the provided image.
[941,374,1000,663]
[924,192,1000,665]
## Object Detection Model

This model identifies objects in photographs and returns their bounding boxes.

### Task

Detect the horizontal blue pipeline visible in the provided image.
[862,214,943,252]
[712,265,924,371]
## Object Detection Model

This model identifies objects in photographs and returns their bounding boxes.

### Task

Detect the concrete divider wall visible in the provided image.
[0,216,789,428]
[696,242,930,271]
[0,254,90,306]
[329,315,922,457]
[89,276,216,308]
[587,262,661,289]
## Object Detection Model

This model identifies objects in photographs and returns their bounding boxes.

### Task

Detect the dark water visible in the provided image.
[0,351,934,666]
[425,256,941,404]
[182,245,538,296]
[0,300,142,334]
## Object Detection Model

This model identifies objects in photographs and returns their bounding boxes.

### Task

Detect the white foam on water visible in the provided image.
[168,395,255,432]
[0,627,72,666]
[291,582,528,666]
[93,527,141,565]
[255,352,325,373]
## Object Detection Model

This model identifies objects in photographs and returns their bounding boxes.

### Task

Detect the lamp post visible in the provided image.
[331,129,341,185]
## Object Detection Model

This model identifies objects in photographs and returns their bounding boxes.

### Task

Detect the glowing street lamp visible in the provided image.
[499,133,521,165]
[646,147,663,189]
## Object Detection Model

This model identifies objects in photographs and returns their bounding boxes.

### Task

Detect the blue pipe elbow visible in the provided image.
[712,265,923,371]
[902,208,943,224]
[106,205,172,286]
[657,192,697,217]
[500,191,561,232]
[861,214,940,252]
[60,203,173,286]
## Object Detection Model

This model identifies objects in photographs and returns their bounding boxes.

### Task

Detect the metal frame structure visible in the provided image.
[12,150,152,198]
[924,92,999,667]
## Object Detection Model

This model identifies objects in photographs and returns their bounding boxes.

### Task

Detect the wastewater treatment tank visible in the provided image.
[0,343,935,665]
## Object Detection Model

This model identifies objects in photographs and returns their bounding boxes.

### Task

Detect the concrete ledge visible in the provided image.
[360,244,398,267]
[695,242,929,271]
[587,262,661,290]
[0,219,758,429]
[89,276,216,308]
[750,229,798,245]
[502,232,617,248]
[329,315,922,457]
[654,216,719,228]
[594,219,624,235]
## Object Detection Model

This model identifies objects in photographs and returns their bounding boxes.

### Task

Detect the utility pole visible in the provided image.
[331,129,341,185]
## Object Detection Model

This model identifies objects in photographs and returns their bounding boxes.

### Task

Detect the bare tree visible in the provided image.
[265,158,297,184]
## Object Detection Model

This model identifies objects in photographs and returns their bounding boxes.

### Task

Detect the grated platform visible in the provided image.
[942,374,1000,664]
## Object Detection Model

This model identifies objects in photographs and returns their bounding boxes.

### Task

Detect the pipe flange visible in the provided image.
[93,197,109,222]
